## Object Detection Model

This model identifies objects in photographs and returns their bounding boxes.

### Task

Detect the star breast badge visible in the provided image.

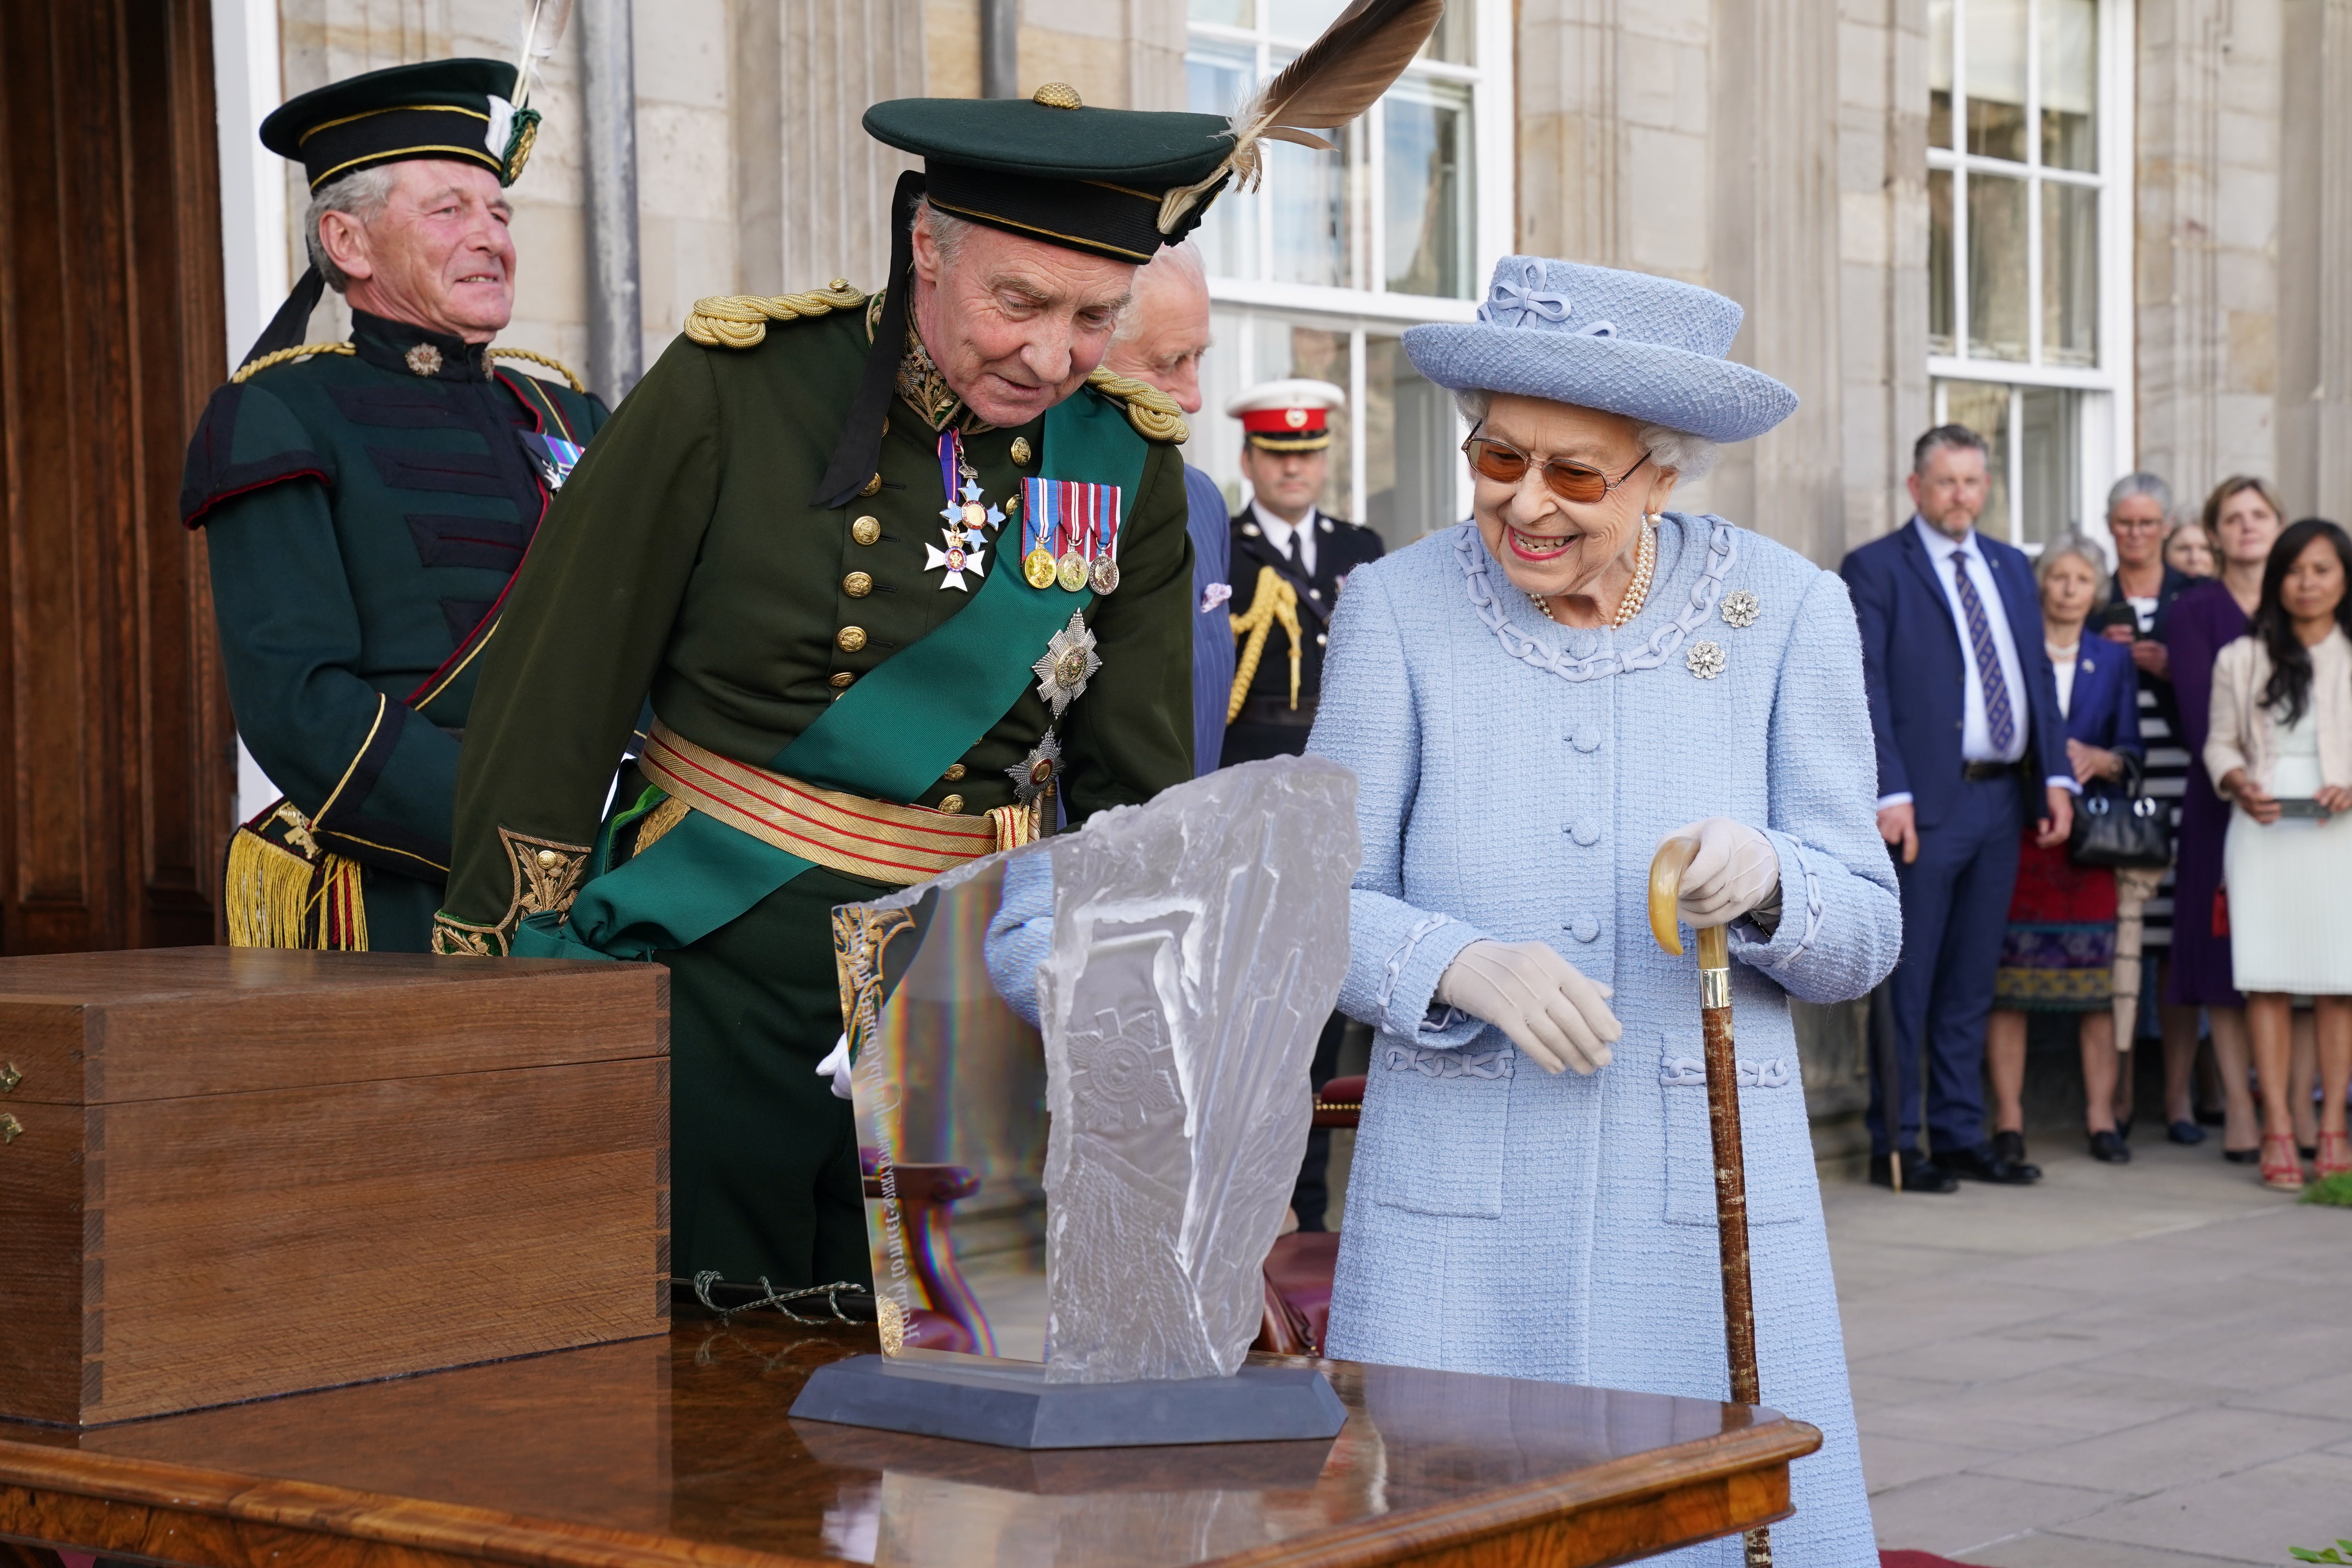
[1032,611,1101,719]
[926,526,987,591]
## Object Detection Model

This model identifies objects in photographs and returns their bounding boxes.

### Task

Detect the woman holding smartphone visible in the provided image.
[2206,519,2352,1189]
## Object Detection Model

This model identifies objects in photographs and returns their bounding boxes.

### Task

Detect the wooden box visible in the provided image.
[0,948,668,1426]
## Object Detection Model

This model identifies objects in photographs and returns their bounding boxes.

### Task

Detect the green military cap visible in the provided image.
[864,85,1234,263]
[260,58,534,192]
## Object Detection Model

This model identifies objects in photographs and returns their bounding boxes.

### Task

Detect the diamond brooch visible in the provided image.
[1720,589,1759,629]
[1686,640,1727,679]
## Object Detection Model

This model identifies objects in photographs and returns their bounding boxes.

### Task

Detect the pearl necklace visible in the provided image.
[1528,518,1657,629]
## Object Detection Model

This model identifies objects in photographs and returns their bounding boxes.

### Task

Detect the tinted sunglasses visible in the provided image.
[1461,427,1649,505]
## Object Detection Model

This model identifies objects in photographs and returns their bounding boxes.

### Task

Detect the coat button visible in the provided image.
[842,571,873,597]
[1316,633,1328,646]
[938,794,965,814]
[1570,916,1601,943]
[1011,437,1033,465]
[829,671,855,688]
[1570,818,1601,845]
[836,626,867,652]
[851,515,882,546]
[943,764,966,781]
[859,473,882,498]
[1570,725,1601,752]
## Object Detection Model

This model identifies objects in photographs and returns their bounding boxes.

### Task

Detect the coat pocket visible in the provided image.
[1661,1046,1807,1228]
[1361,1038,1513,1220]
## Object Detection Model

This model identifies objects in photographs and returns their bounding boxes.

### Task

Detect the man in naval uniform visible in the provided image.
[1221,379,1385,771]
[1220,378,1385,1231]
[433,85,1250,1297]
[180,59,606,953]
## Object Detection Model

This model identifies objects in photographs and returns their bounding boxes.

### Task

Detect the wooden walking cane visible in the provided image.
[1650,837,1775,1568]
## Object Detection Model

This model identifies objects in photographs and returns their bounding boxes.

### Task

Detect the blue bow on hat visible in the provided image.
[1405,255,1797,444]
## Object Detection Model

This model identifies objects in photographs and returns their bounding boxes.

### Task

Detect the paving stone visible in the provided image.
[1958,1528,2275,1566]
[1866,1471,2126,1555]
[2055,1449,2352,1561]
[1969,1403,2352,1492]
[1858,1430,2009,1492]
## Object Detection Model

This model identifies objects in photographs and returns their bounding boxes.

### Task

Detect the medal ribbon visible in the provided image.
[936,430,961,519]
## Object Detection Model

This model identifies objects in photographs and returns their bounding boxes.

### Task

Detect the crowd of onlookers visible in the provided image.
[1846,430,2352,1194]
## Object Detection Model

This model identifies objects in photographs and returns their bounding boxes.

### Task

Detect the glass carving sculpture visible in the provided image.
[834,756,1360,1384]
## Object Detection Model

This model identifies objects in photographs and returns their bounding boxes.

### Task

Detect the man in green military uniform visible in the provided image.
[181,58,606,953]
[433,84,1275,1296]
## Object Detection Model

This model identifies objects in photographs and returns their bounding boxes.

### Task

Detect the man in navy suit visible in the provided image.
[1842,425,2077,1191]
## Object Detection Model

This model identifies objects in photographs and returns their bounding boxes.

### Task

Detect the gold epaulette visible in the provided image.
[488,346,586,394]
[229,342,356,384]
[683,280,869,349]
[1085,369,1190,444]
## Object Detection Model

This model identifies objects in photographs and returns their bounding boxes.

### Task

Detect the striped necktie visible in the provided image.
[1949,549,2018,753]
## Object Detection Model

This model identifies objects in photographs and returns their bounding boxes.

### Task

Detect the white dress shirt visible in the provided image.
[1878,515,2076,809]
[1250,499,1319,578]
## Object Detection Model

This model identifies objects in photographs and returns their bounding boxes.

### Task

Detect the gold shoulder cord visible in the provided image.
[488,346,586,393]
[229,343,355,384]
[683,281,870,349]
[1084,368,1191,443]
[1227,564,1301,721]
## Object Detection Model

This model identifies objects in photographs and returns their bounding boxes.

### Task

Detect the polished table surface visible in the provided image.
[0,1312,1818,1568]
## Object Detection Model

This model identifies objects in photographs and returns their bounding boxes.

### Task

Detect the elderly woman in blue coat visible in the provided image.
[1307,258,1899,1565]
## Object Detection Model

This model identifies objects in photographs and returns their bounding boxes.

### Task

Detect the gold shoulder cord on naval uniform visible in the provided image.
[1227,565,1301,722]
[230,341,588,393]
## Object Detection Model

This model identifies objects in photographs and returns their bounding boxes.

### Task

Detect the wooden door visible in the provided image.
[0,0,234,951]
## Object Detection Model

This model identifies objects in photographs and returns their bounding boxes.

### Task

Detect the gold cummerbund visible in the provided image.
[637,721,1036,886]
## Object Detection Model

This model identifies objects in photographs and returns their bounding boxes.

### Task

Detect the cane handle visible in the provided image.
[1648,837,1699,956]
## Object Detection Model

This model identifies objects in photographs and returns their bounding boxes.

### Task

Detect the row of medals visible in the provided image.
[944,442,1118,596]
[1025,538,1119,596]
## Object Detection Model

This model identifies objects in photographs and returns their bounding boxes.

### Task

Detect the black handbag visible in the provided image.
[2069,754,2174,869]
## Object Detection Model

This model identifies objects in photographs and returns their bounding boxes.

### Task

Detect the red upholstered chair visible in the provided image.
[1253,1075,1365,1356]
[858,1154,991,1354]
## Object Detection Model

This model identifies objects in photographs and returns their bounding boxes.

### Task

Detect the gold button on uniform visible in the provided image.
[859,473,882,498]
[942,764,966,781]
[829,671,855,688]
[938,794,965,814]
[843,571,873,597]
[1010,437,1033,466]
[851,515,882,545]
[835,626,867,653]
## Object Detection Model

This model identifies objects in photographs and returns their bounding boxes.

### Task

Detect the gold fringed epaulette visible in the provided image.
[1085,369,1190,444]
[683,280,869,349]
[230,343,357,385]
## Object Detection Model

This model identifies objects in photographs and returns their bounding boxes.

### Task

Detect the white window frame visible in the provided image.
[1925,0,2133,553]
[1187,0,1514,526]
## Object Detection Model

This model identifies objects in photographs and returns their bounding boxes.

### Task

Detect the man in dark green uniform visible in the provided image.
[180,58,607,953]
[434,85,1261,1297]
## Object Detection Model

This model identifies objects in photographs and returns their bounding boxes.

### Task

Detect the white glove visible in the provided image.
[816,1033,853,1100]
[1433,940,1620,1075]
[1659,817,1780,928]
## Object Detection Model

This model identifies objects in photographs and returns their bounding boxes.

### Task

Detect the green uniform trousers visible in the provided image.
[657,865,883,1290]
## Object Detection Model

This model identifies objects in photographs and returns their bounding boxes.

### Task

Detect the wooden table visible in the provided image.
[0,1312,1817,1568]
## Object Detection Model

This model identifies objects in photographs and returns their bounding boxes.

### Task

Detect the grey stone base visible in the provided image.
[790,1354,1348,1449]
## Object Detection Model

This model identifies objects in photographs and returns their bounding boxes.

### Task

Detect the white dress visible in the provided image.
[2224,710,2352,993]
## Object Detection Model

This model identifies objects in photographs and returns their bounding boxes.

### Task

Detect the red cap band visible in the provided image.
[1240,407,1328,434]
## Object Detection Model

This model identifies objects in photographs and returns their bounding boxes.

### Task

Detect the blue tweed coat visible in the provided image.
[1307,513,1899,1568]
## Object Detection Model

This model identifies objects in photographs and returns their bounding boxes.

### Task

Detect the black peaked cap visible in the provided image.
[261,58,519,192]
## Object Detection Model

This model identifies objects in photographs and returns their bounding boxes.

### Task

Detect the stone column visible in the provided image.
[732,0,926,299]
[2275,0,2352,519]
[2136,0,2283,510]
[1707,0,1848,564]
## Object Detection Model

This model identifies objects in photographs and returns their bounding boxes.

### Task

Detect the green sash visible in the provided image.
[514,388,1145,961]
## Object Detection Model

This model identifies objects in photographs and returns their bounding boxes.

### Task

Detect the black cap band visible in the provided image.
[296,104,503,190]
[924,162,1168,263]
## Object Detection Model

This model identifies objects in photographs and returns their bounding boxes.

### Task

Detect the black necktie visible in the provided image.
[1282,530,1304,573]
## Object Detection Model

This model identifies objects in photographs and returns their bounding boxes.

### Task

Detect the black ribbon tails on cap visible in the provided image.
[812,170,927,510]
[239,263,331,370]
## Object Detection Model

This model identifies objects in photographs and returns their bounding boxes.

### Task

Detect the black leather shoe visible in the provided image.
[1991,1129,2032,1165]
[2168,1119,2206,1145]
[1869,1153,1958,1192]
[1939,1143,2042,1183]
[2089,1129,2132,1163]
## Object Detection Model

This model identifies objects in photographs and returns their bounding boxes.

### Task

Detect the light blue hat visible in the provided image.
[1401,256,1798,443]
